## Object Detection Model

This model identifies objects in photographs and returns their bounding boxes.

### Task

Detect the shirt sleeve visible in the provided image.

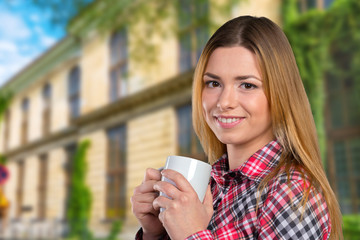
[185,230,214,240]
[135,228,171,240]
[258,179,331,240]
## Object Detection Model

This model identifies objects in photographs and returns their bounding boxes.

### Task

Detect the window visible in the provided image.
[16,160,24,218]
[324,0,335,8]
[42,83,51,136]
[297,0,334,12]
[3,110,10,151]
[21,98,29,145]
[178,0,209,72]
[109,28,128,101]
[68,66,81,119]
[330,138,360,214]
[38,154,48,219]
[64,143,77,218]
[176,105,206,161]
[106,125,127,219]
[326,68,360,214]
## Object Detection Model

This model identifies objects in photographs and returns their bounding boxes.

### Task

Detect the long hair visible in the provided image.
[192,16,342,239]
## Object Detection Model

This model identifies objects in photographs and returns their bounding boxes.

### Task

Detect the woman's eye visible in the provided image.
[205,81,220,88]
[241,82,257,89]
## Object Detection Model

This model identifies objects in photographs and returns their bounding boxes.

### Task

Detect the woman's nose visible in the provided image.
[216,87,237,111]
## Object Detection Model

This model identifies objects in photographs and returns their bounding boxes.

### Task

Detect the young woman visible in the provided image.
[131,16,343,240]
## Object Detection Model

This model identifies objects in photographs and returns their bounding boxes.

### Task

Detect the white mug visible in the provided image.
[160,156,212,211]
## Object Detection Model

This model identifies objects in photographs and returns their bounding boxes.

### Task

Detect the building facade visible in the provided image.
[0,0,281,238]
[1,0,358,239]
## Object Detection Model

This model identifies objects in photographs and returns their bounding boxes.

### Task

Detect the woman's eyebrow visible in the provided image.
[204,72,261,81]
[203,72,220,79]
[235,75,261,81]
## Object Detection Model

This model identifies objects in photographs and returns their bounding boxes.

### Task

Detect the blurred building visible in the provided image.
[0,0,358,238]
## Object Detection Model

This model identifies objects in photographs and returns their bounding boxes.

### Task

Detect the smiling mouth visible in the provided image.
[217,117,241,124]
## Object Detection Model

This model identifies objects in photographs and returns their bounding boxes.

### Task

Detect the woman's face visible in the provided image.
[202,46,274,149]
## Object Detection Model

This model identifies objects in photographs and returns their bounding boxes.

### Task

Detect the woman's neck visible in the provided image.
[227,136,275,170]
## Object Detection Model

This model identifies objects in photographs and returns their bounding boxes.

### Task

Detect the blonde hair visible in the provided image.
[192,16,342,239]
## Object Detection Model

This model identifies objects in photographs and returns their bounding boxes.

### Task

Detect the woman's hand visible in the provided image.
[152,169,213,240]
[131,168,166,240]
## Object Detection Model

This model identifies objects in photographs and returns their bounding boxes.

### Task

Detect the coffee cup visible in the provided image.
[159,156,212,211]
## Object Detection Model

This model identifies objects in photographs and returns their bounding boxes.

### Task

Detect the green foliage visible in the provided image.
[67,139,93,239]
[0,90,11,167]
[0,155,6,165]
[343,215,360,240]
[105,220,122,240]
[284,9,327,160]
[281,0,299,26]
[0,90,12,121]
[66,140,123,240]
[283,0,360,162]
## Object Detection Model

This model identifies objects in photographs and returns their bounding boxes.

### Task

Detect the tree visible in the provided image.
[66,139,93,239]
[0,91,11,121]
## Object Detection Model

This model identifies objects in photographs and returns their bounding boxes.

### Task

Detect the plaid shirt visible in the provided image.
[136,140,331,239]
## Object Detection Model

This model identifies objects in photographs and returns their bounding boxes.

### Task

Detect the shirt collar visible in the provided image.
[211,140,283,183]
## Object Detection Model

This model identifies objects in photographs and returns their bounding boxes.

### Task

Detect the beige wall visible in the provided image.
[4,163,18,218]
[7,97,21,151]
[81,35,109,115]
[50,69,70,133]
[21,156,39,220]
[46,148,67,220]
[234,0,282,24]
[82,131,107,223]
[127,107,177,225]
[0,0,282,236]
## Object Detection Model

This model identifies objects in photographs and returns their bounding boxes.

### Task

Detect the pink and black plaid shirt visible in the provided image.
[136,140,331,239]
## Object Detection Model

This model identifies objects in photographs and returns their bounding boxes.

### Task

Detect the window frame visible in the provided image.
[42,83,51,136]
[64,143,77,219]
[176,104,206,161]
[109,28,128,102]
[68,66,81,120]
[105,125,127,219]
[16,160,25,218]
[325,71,360,214]
[3,110,10,151]
[37,154,48,219]
[21,98,29,145]
[178,0,209,73]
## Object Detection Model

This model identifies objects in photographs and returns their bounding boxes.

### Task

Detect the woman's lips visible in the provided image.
[215,116,244,128]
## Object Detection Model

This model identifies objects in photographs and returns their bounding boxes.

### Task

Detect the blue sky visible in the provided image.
[0,1,66,87]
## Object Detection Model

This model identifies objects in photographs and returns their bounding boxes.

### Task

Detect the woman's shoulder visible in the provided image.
[264,165,328,207]
[259,166,331,240]
[269,165,312,190]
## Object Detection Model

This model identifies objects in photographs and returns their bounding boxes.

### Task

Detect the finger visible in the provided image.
[203,185,214,215]
[161,169,193,193]
[132,192,159,204]
[132,201,159,217]
[153,180,181,200]
[131,193,160,216]
[152,195,171,211]
[144,168,162,182]
[134,180,159,195]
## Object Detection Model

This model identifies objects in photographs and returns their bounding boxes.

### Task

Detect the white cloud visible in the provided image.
[40,35,57,48]
[33,25,57,48]
[34,25,44,34]
[0,52,33,87]
[0,4,63,87]
[0,41,17,53]
[29,13,40,23]
[0,11,31,39]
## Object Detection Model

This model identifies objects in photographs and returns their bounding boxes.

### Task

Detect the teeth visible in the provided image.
[218,117,240,123]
